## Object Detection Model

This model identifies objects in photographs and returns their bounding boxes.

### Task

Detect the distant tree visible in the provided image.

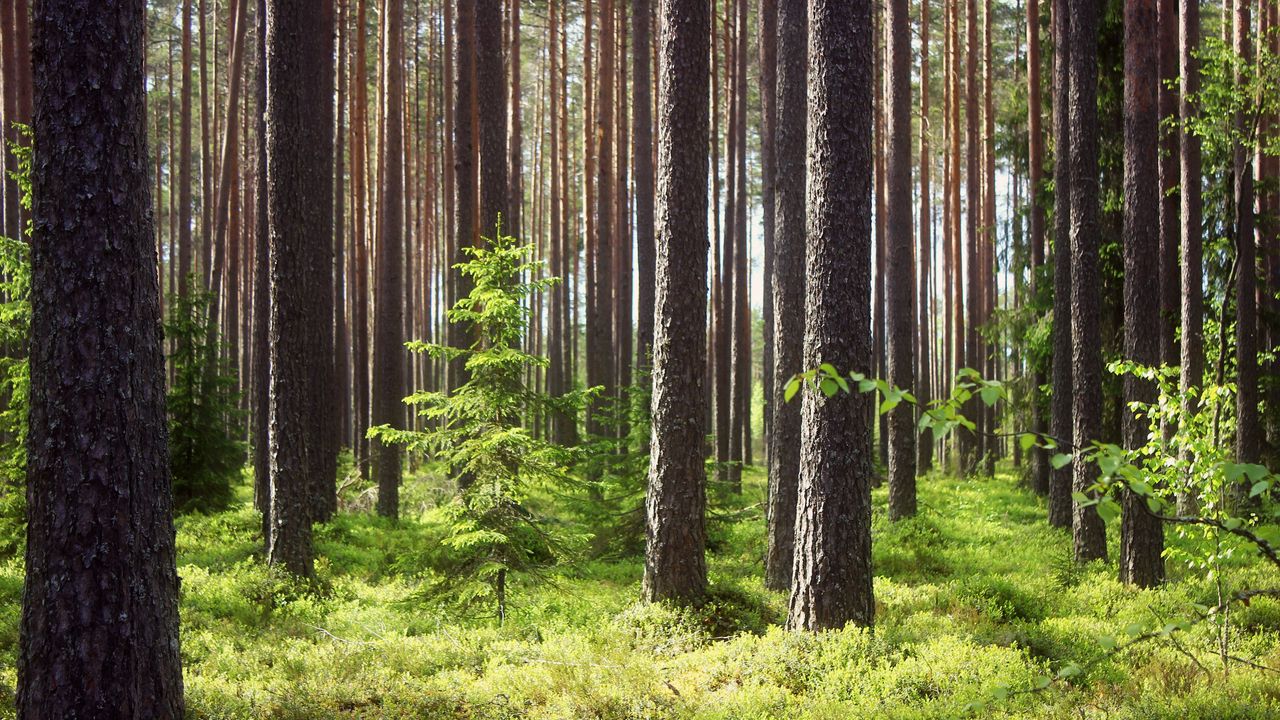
[1233,0,1259,469]
[19,0,184,713]
[1179,0,1203,516]
[643,0,709,605]
[1026,0,1048,495]
[789,0,874,631]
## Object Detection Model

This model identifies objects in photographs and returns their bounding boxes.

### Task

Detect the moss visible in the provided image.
[1,466,1279,718]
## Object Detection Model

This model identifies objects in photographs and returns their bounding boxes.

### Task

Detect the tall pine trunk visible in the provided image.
[1120,0,1165,588]
[643,0,709,605]
[1047,0,1073,529]
[765,0,806,591]
[20,1,185,714]
[788,0,874,632]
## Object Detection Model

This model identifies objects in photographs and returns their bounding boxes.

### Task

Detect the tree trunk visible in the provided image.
[1234,0,1259,468]
[0,0,31,243]
[266,0,335,575]
[886,0,916,519]
[1120,0,1165,588]
[252,0,271,548]
[373,0,406,517]
[1047,0,1073,529]
[642,0,709,605]
[450,0,477,395]
[1178,0,1202,515]
[917,0,934,474]
[1158,0,1179,377]
[760,0,777,467]
[478,0,508,238]
[788,0,874,632]
[765,0,806,591]
[1027,0,1048,495]
[20,0,184,713]
[634,0,656,378]
[1069,0,1107,563]
[962,0,981,474]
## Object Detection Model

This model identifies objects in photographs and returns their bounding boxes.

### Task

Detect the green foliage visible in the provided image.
[0,127,30,557]
[369,222,590,623]
[165,285,245,513]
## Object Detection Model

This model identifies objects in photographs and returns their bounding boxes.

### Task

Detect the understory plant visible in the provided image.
[370,222,590,624]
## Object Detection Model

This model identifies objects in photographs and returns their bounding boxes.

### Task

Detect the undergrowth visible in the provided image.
[1,465,1278,718]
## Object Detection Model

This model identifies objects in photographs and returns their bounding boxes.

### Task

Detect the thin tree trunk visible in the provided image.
[917,0,934,473]
[765,0,806,592]
[373,0,406,517]
[886,0,916,519]
[634,0,656,379]
[1027,0,1048,494]
[760,0,777,466]
[1069,0,1107,563]
[1047,0,1073,529]
[1234,0,1259,468]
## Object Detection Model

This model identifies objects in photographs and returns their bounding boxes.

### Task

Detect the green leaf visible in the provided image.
[1250,480,1271,498]
[784,378,801,403]
[819,362,839,378]
[1035,676,1052,690]
[820,378,838,397]
[1051,453,1073,470]
[1244,464,1270,482]
[1057,663,1081,679]
[1097,635,1117,651]
[1096,498,1121,524]
[880,398,900,415]
[834,375,850,394]
[858,379,878,394]
[979,385,1001,407]
[1020,433,1037,451]
[1129,480,1152,497]
[1072,491,1092,505]
[1124,622,1145,637]
[1223,517,1243,531]
[991,685,1010,701]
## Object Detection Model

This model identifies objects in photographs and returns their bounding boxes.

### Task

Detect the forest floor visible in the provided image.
[2,463,1280,719]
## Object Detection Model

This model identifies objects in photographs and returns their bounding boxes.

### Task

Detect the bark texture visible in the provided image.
[1047,0,1073,529]
[372,0,406,517]
[788,0,874,632]
[642,0,709,605]
[886,0,916,519]
[1178,0,1203,515]
[765,0,806,591]
[20,0,184,714]
[1069,0,1107,563]
[266,0,335,575]
[1120,0,1165,588]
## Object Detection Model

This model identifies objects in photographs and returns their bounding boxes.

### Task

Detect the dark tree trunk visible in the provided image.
[333,0,350,457]
[1027,0,1048,495]
[642,0,709,605]
[886,0,916,519]
[178,0,194,299]
[478,0,508,236]
[728,0,748,489]
[1178,0,1202,508]
[962,0,980,474]
[1069,0,1106,563]
[635,0,656,375]
[917,0,934,474]
[764,0,805,591]
[450,0,476,395]
[373,0,406,517]
[1234,0,1259,468]
[1047,0,1073,529]
[266,0,335,575]
[760,0,777,467]
[20,0,184,714]
[1157,0,1179,375]
[508,0,522,239]
[1120,0,1165,588]
[1,0,31,244]
[788,0,874,631]
[253,0,271,547]
[589,0,616,439]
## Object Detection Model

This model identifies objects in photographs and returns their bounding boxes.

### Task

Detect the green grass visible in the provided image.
[2,464,1279,718]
